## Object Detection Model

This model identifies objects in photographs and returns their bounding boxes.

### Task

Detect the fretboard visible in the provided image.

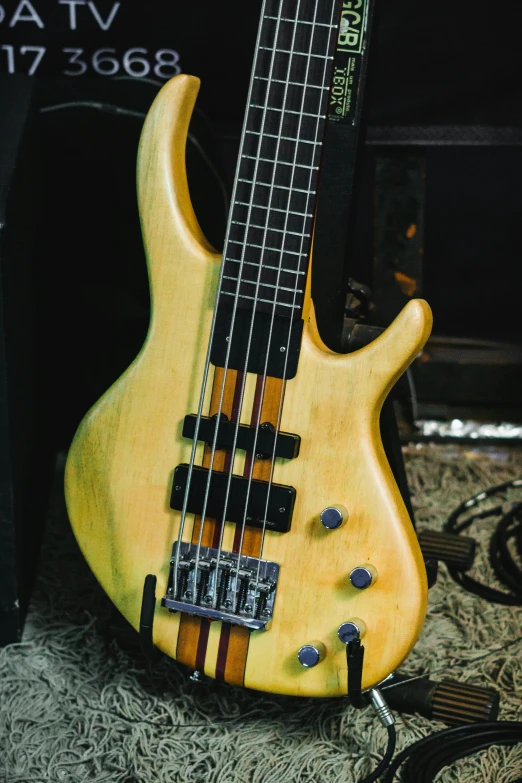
[219,0,343,319]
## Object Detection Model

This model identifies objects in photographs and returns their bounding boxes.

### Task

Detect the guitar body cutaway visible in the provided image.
[65,75,432,697]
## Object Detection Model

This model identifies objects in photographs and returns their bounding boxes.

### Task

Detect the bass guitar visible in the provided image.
[65,0,432,697]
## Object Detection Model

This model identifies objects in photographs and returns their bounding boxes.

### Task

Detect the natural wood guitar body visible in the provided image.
[65,75,433,697]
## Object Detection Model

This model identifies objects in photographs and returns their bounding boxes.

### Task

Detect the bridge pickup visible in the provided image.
[182,415,300,459]
[170,464,294,533]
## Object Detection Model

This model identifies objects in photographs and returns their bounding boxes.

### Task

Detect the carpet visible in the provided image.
[1,446,521,783]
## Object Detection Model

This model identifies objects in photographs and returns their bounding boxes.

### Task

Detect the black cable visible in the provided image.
[358,724,396,783]
[444,478,522,605]
[382,721,522,782]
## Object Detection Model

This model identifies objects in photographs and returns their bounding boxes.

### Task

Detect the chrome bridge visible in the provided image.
[161,542,280,631]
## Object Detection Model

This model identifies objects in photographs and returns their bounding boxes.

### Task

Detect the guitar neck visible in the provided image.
[219,0,343,321]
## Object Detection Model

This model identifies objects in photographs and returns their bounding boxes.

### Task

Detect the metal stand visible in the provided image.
[139,574,160,661]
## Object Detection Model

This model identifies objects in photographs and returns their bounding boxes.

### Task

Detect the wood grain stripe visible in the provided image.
[176,367,286,682]
[176,366,239,669]
[223,374,286,686]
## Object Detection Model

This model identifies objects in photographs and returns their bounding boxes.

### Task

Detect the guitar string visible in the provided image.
[171,0,274,599]
[208,0,324,603]
[210,0,339,611]
[176,0,337,610]
[232,0,337,604]
[211,0,321,612]
[190,0,292,594]
[251,1,340,596]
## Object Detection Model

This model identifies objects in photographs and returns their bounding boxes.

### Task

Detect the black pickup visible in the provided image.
[182,415,300,460]
[170,464,295,533]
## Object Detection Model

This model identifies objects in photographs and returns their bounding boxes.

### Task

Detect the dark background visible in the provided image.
[3,0,521,124]
[2,0,522,449]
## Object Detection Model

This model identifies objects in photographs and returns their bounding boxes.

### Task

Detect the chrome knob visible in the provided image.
[297,641,326,668]
[350,565,377,589]
[320,504,348,530]
[338,619,367,644]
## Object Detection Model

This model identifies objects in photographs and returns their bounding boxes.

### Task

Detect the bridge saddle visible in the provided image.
[161,542,280,631]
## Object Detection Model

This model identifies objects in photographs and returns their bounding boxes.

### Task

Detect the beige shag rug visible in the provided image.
[1,446,522,783]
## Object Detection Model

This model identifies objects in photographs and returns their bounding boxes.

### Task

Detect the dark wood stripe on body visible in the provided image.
[175,367,240,669]
[176,370,285,683]
[220,375,286,685]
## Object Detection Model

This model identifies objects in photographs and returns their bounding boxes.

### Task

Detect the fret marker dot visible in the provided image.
[280,346,286,352]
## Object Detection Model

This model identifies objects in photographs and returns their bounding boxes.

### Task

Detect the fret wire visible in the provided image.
[228,238,309,257]
[217,0,292,323]
[220,290,300,309]
[249,103,326,119]
[222,0,337,320]
[245,130,320,145]
[238,177,315,196]
[241,154,319,170]
[234,200,313,219]
[223,275,304,294]
[259,46,334,60]
[225,258,305,275]
[263,15,337,28]
[231,220,310,238]
[254,76,329,90]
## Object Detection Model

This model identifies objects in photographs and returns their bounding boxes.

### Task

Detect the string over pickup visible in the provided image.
[182,414,300,459]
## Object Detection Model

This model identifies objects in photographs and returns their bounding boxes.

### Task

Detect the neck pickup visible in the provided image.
[182,414,300,460]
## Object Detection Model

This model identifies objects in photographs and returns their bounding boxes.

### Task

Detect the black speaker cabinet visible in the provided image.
[0,75,50,645]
